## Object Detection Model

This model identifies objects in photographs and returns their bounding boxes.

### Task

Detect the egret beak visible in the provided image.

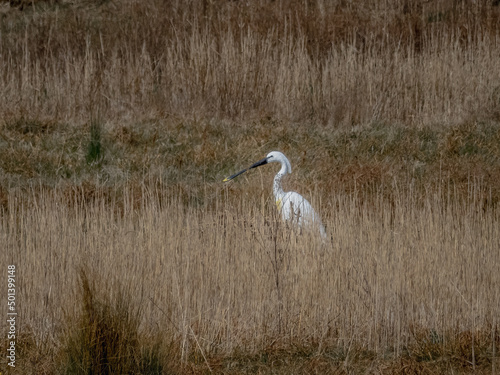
[248,157,269,169]
[223,157,269,182]
[223,168,248,182]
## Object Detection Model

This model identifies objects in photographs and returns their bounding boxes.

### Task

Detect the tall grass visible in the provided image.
[1,1,500,372]
[1,184,498,372]
[0,0,499,126]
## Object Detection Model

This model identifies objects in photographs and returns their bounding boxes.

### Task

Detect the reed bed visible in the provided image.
[0,0,499,126]
[1,185,499,373]
[1,0,500,372]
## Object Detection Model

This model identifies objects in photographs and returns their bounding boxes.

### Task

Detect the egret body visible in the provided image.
[224,151,326,239]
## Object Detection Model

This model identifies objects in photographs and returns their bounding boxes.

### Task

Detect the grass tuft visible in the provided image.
[57,266,167,375]
[86,120,104,167]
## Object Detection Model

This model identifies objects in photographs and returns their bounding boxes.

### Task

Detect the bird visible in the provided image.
[224,151,326,239]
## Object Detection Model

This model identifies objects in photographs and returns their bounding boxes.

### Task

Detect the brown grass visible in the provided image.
[0,0,499,126]
[1,0,500,373]
[1,186,499,373]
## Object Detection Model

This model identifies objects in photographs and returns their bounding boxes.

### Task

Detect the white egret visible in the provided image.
[224,151,326,239]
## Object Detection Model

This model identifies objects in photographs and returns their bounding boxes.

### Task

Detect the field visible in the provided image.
[1,0,500,373]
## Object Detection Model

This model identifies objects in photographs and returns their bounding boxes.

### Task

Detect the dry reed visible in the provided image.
[1,0,500,372]
[0,0,499,126]
[1,184,499,372]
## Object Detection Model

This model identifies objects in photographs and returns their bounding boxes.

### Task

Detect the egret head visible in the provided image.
[223,150,291,182]
[266,151,292,175]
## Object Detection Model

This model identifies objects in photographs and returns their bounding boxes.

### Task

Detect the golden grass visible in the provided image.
[1,0,500,372]
[1,185,499,373]
[0,0,499,127]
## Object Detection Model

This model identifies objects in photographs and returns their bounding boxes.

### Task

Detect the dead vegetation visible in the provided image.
[1,187,499,373]
[1,0,500,373]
